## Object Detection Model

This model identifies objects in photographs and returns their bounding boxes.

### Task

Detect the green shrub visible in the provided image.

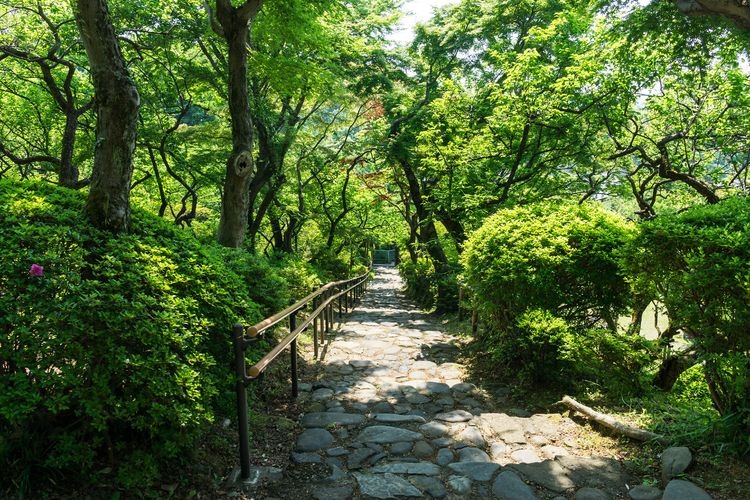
[511,309,575,383]
[460,201,638,385]
[272,253,325,301]
[221,249,291,315]
[398,259,437,309]
[0,180,262,493]
[626,195,750,443]
[309,247,351,281]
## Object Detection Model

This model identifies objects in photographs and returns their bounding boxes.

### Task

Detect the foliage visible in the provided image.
[625,196,750,444]
[0,180,262,493]
[617,363,745,457]
[461,201,641,385]
[462,201,635,331]
[398,259,437,309]
[271,253,326,301]
[220,249,291,316]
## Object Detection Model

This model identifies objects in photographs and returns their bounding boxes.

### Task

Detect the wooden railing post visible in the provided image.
[290,311,298,399]
[232,324,251,481]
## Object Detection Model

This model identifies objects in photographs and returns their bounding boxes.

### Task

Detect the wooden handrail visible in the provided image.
[246,270,368,337]
[247,294,331,377]
[232,265,371,483]
[246,272,368,377]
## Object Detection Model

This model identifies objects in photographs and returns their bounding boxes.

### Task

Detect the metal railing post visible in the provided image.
[290,312,298,399]
[232,324,251,481]
[325,289,331,333]
[458,287,465,321]
[312,295,319,359]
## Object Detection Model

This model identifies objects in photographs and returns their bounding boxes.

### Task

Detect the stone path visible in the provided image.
[260,266,702,499]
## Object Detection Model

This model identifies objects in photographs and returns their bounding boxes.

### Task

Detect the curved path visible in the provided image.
[265,266,635,499]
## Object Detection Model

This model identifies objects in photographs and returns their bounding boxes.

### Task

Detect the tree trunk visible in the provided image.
[674,0,750,30]
[60,110,81,188]
[399,157,455,310]
[215,0,263,248]
[562,395,666,444]
[74,0,140,232]
[653,352,697,391]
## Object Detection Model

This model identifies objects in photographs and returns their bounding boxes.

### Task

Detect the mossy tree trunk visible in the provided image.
[74,0,140,232]
[214,0,263,248]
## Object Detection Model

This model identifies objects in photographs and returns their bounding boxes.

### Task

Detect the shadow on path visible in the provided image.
[252,266,640,500]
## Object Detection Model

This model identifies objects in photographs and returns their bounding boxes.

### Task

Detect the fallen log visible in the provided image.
[561,395,666,444]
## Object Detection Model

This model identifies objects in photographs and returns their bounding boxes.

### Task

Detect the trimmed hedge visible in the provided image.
[0,180,262,491]
[626,196,750,439]
[460,201,643,384]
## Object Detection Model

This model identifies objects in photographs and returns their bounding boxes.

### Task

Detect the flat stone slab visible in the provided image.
[493,470,538,500]
[412,360,438,371]
[348,448,377,469]
[410,380,451,395]
[327,446,349,457]
[312,486,354,500]
[405,393,431,404]
[373,413,426,424]
[354,472,422,498]
[290,451,321,463]
[662,479,712,500]
[627,485,662,500]
[556,455,630,490]
[448,475,472,494]
[370,461,441,476]
[457,426,486,447]
[356,425,423,444]
[420,421,451,438]
[311,388,335,401]
[451,382,476,392]
[474,413,527,443]
[350,359,373,369]
[436,448,454,466]
[511,448,542,464]
[435,409,473,423]
[301,412,366,428]
[510,461,576,492]
[409,476,447,498]
[459,447,491,462]
[575,487,610,499]
[295,428,334,452]
[447,462,500,481]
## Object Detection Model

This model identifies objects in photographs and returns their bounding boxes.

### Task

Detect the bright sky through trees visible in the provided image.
[390,0,458,44]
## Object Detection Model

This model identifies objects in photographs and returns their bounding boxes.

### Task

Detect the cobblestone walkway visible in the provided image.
[264,266,638,499]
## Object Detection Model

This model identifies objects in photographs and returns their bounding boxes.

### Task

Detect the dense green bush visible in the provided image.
[0,180,262,492]
[273,253,326,300]
[221,249,291,315]
[398,259,437,309]
[309,247,352,281]
[626,196,750,442]
[460,201,641,384]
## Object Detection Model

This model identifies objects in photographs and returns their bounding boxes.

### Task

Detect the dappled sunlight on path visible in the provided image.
[259,266,638,499]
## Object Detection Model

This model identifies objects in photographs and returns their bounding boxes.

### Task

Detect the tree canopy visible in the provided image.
[1,0,749,494]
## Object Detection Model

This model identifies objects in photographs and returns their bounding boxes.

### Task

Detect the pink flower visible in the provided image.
[29,264,44,277]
